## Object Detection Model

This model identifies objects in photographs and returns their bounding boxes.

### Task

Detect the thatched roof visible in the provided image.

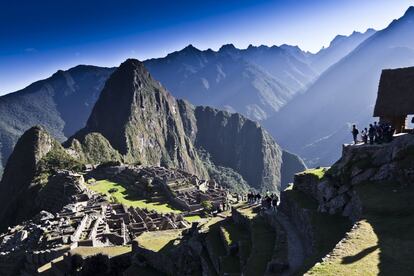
[374,67,414,117]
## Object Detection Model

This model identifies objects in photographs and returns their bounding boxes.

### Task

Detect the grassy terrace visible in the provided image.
[38,246,131,274]
[87,179,181,214]
[71,245,131,257]
[307,181,414,275]
[135,229,183,252]
[300,167,330,179]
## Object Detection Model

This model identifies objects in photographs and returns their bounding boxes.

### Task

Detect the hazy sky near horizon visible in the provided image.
[0,0,413,94]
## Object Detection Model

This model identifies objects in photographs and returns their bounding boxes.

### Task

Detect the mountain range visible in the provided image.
[0,26,376,176]
[265,6,414,166]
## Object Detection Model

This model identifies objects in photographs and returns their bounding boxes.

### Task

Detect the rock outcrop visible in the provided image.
[287,134,414,222]
[0,126,54,230]
[0,126,84,231]
[192,105,283,192]
[70,59,207,178]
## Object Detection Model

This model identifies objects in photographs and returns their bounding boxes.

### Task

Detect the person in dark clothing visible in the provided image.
[255,193,261,204]
[265,196,272,209]
[368,124,375,145]
[352,124,359,144]
[271,196,278,211]
[373,122,379,143]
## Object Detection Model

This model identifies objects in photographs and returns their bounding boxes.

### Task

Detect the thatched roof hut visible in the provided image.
[374,67,414,117]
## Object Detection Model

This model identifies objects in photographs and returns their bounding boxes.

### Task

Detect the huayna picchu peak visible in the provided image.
[67,58,304,192]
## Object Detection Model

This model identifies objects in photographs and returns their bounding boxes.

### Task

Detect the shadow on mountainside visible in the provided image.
[341,245,379,264]
[354,181,414,275]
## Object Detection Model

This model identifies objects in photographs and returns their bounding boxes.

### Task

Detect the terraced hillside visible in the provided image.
[277,134,414,275]
[201,203,288,276]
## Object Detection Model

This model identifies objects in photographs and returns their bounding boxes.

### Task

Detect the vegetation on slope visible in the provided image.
[299,167,329,180]
[35,140,84,184]
[135,229,183,252]
[198,149,251,194]
[87,179,180,213]
[307,181,414,275]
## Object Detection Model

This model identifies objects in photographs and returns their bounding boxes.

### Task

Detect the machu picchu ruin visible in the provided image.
[3,6,414,274]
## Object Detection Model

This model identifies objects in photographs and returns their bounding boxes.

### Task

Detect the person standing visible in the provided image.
[272,196,278,211]
[352,124,359,144]
[361,128,368,144]
[368,124,375,145]
[374,122,379,143]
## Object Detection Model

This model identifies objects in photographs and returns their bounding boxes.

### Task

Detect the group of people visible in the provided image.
[246,191,278,211]
[352,121,395,145]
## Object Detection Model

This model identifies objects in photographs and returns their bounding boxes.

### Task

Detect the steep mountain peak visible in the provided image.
[279,44,300,51]
[0,125,55,229]
[310,28,376,73]
[181,44,201,53]
[118,58,147,74]
[404,5,414,17]
[80,58,171,154]
[219,43,237,52]
[72,59,207,177]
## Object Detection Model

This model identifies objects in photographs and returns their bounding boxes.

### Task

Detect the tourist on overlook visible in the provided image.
[351,124,359,144]
[373,122,380,142]
[255,193,261,204]
[368,124,375,145]
[271,195,278,211]
[361,128,368,144]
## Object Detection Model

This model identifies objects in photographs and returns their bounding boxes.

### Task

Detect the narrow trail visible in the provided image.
[275,211,305,275]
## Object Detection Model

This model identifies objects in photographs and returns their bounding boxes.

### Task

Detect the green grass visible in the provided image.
[71,246,131,257]
[136,229,183,252]
[185,215,202,223]
[236,203,261,219]
[301,167,329,179]
[306,181,414,275]
[87,179,181,214]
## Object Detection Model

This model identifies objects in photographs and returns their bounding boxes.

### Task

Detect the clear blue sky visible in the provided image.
[0,0,412,94]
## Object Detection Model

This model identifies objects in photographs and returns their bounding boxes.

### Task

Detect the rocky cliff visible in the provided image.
[0,126,54,229]
[0,126,84,230]
[70,59,207,177]
[192,105,283,192]
[278,133,414,274]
